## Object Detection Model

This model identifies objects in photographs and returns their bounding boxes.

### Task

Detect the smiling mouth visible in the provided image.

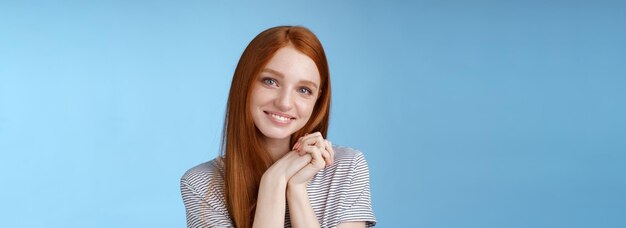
[264,111,296,122]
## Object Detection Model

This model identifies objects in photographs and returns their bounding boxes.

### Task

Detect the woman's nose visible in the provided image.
[274,89,293,111]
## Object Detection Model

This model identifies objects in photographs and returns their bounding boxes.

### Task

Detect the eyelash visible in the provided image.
[262,78,278,86]
[298,87,313,95]
[261,77,314,96]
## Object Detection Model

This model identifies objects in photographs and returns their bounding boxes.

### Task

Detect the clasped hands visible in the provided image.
[264,132,335,189]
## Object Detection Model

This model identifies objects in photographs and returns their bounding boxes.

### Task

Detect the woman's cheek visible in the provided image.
[295,99,313,120]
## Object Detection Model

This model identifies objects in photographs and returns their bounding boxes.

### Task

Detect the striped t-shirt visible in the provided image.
[180,146,376,227]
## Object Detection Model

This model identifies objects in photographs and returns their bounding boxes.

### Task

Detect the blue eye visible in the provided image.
[262,78,278,86]
[298,87,313,95]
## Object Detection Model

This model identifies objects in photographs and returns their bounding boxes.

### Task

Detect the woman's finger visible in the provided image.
[296,132,324,153]
[321,147,332,166]
[297,132,322,145]
[325,140,334,166]
[298,138,325,156]
[301,145,325,168]
[315,140,332,166]
[292,133,310,151]
[294,133,335,167]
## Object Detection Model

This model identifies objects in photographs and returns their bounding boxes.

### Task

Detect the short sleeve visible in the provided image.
[180,161,234,228]
[336,152,377,227]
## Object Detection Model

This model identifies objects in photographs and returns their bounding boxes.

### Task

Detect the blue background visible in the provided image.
[1,0,625,227]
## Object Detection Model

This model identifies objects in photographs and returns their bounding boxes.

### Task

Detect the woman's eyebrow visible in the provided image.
[261,68,285,78]
[301,80,319,90]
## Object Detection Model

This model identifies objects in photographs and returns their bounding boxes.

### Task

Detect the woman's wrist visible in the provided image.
[287,181,306,191]
[287,181,307,196]
[254,168,288,228]
[286,180,321,227]
[262,166,289,187]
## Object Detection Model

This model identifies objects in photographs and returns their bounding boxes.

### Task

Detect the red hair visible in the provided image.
[220,26,331,227]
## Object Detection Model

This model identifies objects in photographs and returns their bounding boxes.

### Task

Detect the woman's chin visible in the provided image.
[258,128,294,141]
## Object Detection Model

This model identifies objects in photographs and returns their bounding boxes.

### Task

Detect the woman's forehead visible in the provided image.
[263,47,321,86]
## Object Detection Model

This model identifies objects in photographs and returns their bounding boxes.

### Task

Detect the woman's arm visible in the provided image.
[253,151,312,228]
[286,184,320,228]
[254,132,335,227]
[336,222,366,228]
[287,132,335,227]
[252,170,288,228]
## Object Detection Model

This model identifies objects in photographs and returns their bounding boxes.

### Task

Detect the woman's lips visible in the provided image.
[264,111,295,126]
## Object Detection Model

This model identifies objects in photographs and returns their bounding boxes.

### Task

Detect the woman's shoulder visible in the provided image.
[332,145,369,166]
[182,157,221,177]
[309,145,376,226]
[180,157,224,192]
[313,145,371,180]
[180,157,232,226]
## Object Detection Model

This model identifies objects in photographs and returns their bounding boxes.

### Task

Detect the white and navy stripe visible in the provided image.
[181,146,377,228]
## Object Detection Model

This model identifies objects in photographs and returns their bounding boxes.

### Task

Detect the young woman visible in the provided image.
[181,26,376,228]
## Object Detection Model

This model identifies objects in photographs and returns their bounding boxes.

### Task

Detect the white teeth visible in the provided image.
[270,113,290,121]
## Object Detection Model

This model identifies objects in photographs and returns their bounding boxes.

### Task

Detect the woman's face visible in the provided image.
[250,46,321,141]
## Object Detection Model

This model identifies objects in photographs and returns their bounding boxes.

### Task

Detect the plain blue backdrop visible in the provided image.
[1,0,625,227]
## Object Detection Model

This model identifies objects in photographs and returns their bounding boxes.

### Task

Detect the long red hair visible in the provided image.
[220,26,331,227]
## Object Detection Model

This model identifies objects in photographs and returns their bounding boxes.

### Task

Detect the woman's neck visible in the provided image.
[262,136,290,162]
